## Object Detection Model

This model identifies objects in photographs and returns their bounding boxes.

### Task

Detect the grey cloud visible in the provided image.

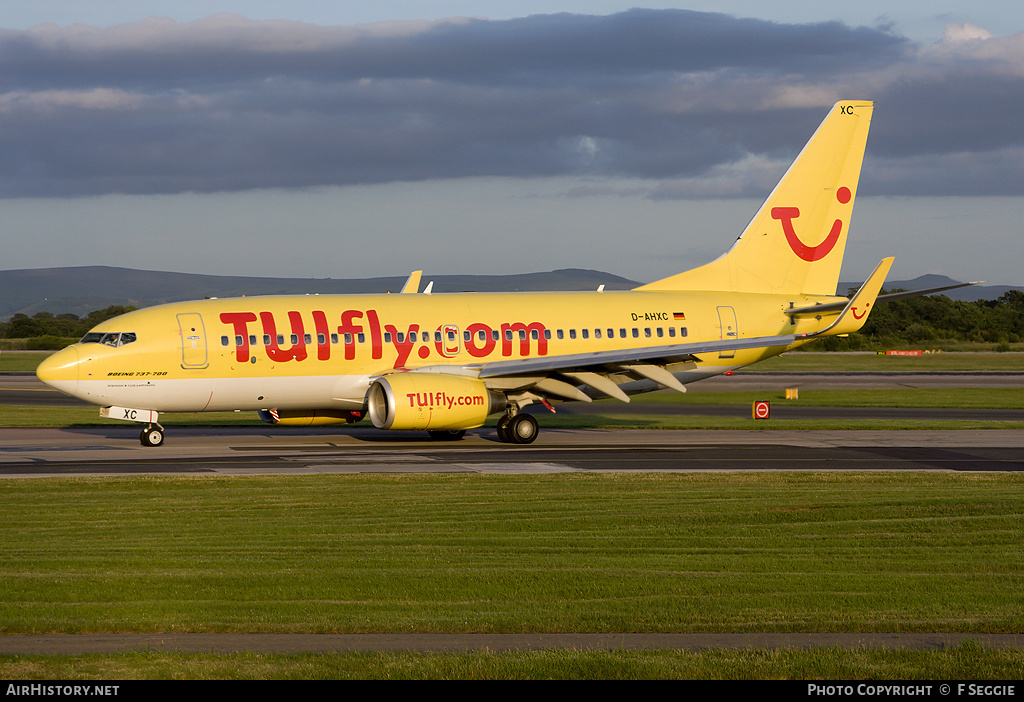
[0,10,1020,198]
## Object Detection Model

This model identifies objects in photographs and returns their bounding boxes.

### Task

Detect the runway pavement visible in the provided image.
[2,426,1024,476]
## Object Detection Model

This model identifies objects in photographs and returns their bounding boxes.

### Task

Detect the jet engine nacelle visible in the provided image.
[366,373,506,431]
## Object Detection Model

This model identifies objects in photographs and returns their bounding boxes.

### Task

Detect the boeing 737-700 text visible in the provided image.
[35,101,974,446]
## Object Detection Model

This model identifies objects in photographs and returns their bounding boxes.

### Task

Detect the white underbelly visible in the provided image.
[75,375,370,412]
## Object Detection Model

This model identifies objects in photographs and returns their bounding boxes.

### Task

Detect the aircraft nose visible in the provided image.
[35,346,80,397]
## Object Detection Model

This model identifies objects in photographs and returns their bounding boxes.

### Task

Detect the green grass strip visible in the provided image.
[2,473,1022,636]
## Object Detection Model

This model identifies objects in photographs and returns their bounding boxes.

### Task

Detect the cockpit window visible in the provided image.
[81,332,137,347]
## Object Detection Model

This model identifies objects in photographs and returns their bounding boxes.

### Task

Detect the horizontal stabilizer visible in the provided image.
[798,257,893,338]
[786,280,983,317]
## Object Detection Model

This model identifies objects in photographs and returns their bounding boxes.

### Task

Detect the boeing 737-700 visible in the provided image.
[36,101,973,446]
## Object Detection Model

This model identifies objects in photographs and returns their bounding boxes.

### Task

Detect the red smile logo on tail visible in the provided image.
[772,187,852,262]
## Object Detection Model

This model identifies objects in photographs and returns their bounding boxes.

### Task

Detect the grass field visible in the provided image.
[2,473,1024,678]
[5,472,1023,635]
[751,351,1024,372]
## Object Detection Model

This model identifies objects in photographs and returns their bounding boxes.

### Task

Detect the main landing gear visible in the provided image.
[140,423,165,447]
[496,412,539,444]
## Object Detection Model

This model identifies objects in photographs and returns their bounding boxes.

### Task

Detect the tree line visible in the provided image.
[815,289,1024,351]
[1,306,137,349]
[2,291,1023,350]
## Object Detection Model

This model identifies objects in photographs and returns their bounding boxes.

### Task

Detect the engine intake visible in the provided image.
[367,373,506,431]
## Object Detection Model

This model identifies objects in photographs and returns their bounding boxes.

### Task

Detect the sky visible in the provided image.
[1,2,1023,287]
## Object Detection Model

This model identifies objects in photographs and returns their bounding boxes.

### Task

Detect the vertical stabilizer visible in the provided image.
[638,101,874,295]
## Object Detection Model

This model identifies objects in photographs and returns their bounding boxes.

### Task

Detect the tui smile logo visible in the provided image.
[771,187,852,262]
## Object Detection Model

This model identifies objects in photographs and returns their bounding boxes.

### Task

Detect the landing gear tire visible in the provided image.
[506,413,538,445]
[140,425,164,447]
[428,429,467,441]
[496,414,512,443]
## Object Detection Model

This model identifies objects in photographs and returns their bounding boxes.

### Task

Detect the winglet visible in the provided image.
[801,257,894,338]
[400,271,423,294]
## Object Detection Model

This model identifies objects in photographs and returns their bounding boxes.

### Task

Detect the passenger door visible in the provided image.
[716,306,738,359]
[177,313,209,369]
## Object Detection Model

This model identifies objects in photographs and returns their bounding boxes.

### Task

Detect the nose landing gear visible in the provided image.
[140,424,165,447]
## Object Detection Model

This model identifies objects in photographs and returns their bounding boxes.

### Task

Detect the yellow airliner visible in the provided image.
[35,101,969,446]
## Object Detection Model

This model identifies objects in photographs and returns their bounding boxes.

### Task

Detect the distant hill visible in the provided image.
[2,266,1018,321]
[0,266,640,320]
[837,274,1020,303]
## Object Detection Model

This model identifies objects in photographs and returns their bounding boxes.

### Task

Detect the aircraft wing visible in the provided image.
[471,333,804,403]
[462,258,894,405]
[477,333,799,378]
